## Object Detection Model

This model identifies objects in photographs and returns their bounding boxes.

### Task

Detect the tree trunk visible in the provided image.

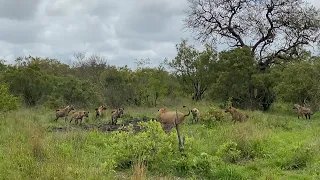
[193,90,202,101]
[193,83,206,102]
[154,92,159,107]
[255,65,275,111]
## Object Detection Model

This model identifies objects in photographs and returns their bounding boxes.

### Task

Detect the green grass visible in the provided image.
[1,103,320,180]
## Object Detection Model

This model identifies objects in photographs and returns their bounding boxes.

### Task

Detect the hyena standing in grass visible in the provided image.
[111,108,124,125]
[69,111,90,125]
[55,105,75,122]
[293,104,313,119]
[190,108,200,123]
[224,106,249,124]
[95,105,107,120]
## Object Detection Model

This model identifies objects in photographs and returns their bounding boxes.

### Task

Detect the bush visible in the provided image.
[0,84,21,111]
[216,141,242,163]
[278,145,314,170]
[207,106,226,121]
[201,106,227,128]
[268,101,294,115]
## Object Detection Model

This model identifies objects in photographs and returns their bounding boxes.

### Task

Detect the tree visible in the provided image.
[274,60,320,111]
[46,75,100,108]
[184,0,320,70]
[184,0,320,110]
[209,46,257,108]
[165,39,217,101]
[99,66,135,108]
[4,59,54,106]
[72,52,108,83]
[134,66,173,107]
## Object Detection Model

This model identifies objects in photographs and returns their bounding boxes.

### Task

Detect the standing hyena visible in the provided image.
[70,110,90,125]
[190,108,200,123]
[111,108,124,125]
[293,104,313,119]
[224,106,248,124]
[55,105,75,122]
[95,105,107,119]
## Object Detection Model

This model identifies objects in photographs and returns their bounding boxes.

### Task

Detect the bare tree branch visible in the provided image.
[184,0,320,69]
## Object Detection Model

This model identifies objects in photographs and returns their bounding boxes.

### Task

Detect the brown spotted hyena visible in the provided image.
[225,106,248,124]
[190,108,200,123]
[95,105,107,120]
[70,111,89,125]
[293,104,313,119]
[111,108,124,125]
[55,105,75,122]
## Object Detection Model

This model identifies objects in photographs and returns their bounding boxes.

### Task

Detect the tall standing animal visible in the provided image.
[69,110,90,125]
[224,106,248,124]
[293,103,313,119]
[190,108,200,123]
[156,105,190,152]
[55,105,75,122]
[95,105,107,120]
[111,108,124,125]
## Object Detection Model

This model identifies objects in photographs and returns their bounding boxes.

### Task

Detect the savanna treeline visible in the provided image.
[1,42,320,112]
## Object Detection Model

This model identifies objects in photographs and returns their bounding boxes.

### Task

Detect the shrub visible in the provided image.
[207,106,226,121]
[173,152,221,179]
[201,106,227,128]
[278,145,314,170]
[0,84,21,111]
[216,141,242,163]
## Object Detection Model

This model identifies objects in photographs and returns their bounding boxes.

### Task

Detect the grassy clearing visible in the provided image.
[1,103,320,180]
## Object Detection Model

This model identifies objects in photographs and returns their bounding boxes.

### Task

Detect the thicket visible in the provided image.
[1,43,320,112]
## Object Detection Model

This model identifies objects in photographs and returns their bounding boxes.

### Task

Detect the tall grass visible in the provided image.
[131,160,147,180]
[0,104,320,179]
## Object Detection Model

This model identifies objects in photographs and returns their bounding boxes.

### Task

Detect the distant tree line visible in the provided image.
[1,41,320,112]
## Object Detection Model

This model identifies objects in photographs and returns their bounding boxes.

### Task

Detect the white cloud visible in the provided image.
[0,0,319,68]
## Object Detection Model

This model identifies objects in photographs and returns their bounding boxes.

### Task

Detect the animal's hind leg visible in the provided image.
[175,123,184,152]
[175,109,184,152]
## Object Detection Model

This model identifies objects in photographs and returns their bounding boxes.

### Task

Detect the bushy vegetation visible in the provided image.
[1,45,320,112]
[0,84,20,111]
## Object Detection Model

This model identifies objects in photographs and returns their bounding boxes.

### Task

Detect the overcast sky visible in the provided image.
[0,0,319,69]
